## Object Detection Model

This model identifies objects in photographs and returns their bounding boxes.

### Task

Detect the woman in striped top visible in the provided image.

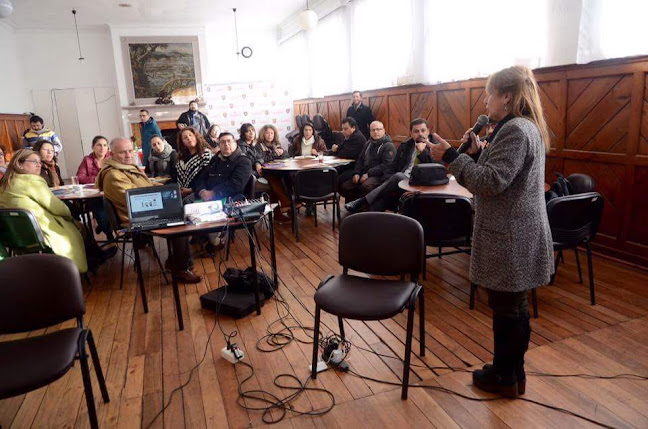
[171,127,213,203]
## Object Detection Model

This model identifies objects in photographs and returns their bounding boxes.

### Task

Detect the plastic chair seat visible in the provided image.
[315,274,417,320]
[0,327,82,399]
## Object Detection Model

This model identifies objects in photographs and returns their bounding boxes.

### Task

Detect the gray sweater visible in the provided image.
[449,117,553,292]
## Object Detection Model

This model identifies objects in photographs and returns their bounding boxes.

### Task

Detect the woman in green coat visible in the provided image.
[0,149,88,273]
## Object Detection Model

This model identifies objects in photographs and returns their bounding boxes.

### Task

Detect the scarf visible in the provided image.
[301,136,315,156]
[148,141,174,176]
[42,160,61,187]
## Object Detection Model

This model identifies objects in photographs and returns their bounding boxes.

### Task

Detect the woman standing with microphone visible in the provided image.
[430,65,553,397]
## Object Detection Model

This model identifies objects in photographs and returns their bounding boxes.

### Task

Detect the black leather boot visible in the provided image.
[344,197,367,213]
[475,314,531,396]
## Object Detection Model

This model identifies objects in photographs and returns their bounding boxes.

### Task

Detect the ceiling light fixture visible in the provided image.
[0,0,14,18]
[71,9,85,65]
[298,0,318,31]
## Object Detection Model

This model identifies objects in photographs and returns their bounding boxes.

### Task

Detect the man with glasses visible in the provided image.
[339,121,395,202]
[195,132,252,202]
[139,109,162,161]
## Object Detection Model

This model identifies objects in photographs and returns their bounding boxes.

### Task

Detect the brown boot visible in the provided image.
[174,269,202,284]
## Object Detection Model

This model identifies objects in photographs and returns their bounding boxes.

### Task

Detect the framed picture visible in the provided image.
[121,36,203,104]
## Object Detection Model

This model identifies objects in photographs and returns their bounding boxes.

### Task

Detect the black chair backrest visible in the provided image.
[244,174,257,199]
[0,208,48,253]
[312,114,327,133]
[339,212,424,277]
[302,114,312,125]
[399,194,473,246]
[0,254,85,334]
[293,168,338,201]
[546,192,604,245]
[567,173,595,194]
[103,197,122,232]
[295,115,304,130]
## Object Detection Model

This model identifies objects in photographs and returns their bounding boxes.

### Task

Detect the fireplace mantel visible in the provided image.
[122,102,207,125]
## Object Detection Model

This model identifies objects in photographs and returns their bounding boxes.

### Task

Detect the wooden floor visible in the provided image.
[2,205,648,428]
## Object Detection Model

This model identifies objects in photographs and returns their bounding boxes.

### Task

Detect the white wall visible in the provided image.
[0,23,31,113]
[11,27,121,178]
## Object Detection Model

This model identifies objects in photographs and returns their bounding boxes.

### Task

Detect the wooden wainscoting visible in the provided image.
[0,114,31,160]
[294,56,648,267]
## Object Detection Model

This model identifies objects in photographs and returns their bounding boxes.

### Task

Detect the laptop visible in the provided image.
[126,183,187,231]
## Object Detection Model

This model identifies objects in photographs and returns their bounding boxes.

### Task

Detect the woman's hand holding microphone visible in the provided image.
[429,128,483,162]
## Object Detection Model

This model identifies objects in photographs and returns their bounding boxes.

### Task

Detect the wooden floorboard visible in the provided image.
[1,204,648,428]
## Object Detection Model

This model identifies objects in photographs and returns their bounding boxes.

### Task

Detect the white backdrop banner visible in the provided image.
[203,81,294,147]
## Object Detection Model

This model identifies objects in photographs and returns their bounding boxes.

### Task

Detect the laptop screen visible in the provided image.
[126,184,184,224]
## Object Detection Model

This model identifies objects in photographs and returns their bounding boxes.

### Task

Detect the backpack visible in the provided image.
[223,267,277,299]
[544,172,571,203]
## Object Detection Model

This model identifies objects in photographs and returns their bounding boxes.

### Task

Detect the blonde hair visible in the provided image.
[0,149,40,192]
[486,65,550,151]
[257,124,281,150]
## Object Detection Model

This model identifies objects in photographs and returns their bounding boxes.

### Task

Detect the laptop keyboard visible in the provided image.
[131,218,185,230]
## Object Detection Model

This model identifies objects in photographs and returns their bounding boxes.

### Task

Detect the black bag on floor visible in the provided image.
[223,267,277,299]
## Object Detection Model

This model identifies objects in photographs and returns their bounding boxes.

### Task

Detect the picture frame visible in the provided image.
[121,36,203,105]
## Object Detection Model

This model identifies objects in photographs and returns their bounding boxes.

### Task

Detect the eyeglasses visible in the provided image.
[24,159,42,166]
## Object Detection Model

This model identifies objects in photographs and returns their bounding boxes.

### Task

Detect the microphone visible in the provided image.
[458,114,489,154]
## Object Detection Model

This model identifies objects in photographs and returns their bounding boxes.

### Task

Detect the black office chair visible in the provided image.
[291,168,341,242]
[313,114,335,148]
[295,114,304,130]
[0,254,110,429]
[567,173,595,194]
[311,212,425,399]
[103,197,168,291]
[302,114,312,125]
[547,192,604,306]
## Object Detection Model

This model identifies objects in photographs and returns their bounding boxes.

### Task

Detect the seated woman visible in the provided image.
[257,124,288,162]
[206,124,221,150]
[148,135,177,177]
[0,149,112,273]
[76,135,113,240]
[256,124,292,222]
[33,140,63,187]
[0,144,7,179]
[77,135,110,184]
[237,123,265,177]
[171,127,213,203]
[289,122,326,157]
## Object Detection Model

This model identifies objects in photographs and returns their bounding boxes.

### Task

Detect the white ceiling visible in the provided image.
[3,0,308,30]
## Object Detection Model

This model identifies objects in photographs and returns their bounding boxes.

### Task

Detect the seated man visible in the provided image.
[96,137,201,283]
[345,118,442,213]
[331,116,367,183]
[195,132,253,202]
[339,120,395,202]
[194,132,253,252]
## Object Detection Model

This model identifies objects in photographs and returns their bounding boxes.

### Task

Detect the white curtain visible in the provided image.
[422,0,549,84]
[577,0,648,63]
[310,8,350,97]
[348,0,414,90]
[278,31,310,100]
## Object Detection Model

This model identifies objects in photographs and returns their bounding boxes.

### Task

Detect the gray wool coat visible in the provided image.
[448,117,554,292]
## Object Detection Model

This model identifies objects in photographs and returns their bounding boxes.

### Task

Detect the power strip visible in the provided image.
[309,361,328,373]
[221,344,244,364]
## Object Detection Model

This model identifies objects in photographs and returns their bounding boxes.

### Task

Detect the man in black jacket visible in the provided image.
[339,121,395,201]
[195,132,252,201]
[345,118,441,212]
[332,116,367,183]
[177,99,211,137]
[346,91,375,139]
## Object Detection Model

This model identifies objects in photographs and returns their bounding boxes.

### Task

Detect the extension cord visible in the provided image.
[221,344,244,364]
[309,361,328,373]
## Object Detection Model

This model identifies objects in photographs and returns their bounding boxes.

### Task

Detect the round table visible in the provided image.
[398,175,473,199]
[262,156,354,172]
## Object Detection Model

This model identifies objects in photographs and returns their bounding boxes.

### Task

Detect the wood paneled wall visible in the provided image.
[295,56,648,267]
[0,114,31,160]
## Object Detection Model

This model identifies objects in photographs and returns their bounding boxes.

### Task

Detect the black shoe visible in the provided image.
[345,197,367,213]
[481,363,526,395]
[472,365,518,397]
